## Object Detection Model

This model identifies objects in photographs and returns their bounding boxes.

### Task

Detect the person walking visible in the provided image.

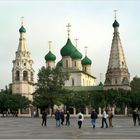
[108,108,113,127]
[55,109,61,127]
[132,108,138,126]
[101,108,108,128]
[65,110,70,126]
[41,109,47,126]
[91,109,98,128]
[60,110,65,125]
[77,110,84,129]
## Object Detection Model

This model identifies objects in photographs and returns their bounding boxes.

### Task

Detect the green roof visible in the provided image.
[82,56,92,65]
[45,51,56,61]
[64,85,103,91]
[57,60,63,67]
[60,38,76,57]
[112,20,119,28]
[71,49,83,59]
[19,25,26,33]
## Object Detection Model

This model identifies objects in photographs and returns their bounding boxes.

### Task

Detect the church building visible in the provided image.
[11,21,35,101]
[44,23,96,87]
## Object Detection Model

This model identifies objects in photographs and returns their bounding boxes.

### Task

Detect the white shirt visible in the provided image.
[102,111,107,118]
[77,112,84,121]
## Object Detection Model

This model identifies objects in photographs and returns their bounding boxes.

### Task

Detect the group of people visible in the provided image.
[41,108,114,128]
[132,108,140,126]
[41,109,70,127]
[77,108,113,129]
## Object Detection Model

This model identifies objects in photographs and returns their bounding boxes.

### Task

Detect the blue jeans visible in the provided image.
[91,119,96,127]
[56,120,60,127]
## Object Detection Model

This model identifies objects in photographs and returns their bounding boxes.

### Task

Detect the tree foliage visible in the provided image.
[33,66,70,110]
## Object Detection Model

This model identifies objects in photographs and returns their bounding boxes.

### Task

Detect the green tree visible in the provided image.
[131,76,140,92]
[33,66,70,111]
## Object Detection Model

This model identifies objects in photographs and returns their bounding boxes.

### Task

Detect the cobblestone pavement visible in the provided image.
[0,117,140,139]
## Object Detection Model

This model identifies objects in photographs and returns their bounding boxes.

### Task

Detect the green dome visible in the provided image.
[112,20,119,27]
[19,25,26,33]
[82,56,92,65]
[71,49,83,59]
[57,60,62,67]
[45,51,56,61]
[60,38,76,57]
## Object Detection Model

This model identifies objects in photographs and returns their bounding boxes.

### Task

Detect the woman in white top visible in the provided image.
[77,111,84,129]
[101,108,108,128]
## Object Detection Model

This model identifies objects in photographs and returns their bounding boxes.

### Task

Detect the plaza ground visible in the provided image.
[0,116,140,139]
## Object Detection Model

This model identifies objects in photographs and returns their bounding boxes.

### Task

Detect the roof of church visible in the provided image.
[19,25,26,33]
[60,38,76,57]
[71,49,83,59]
[45,51,56,61]
[62,67,96,79]
[82,56,92,65]
[64,85,103,91]
[112,20,119,27]
[56,59,63,67]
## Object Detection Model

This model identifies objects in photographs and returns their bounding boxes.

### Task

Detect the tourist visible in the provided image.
[108,108,113,127]
[77,110,84,129]
[60,110,65,125]
[132,108,138,126]
[91,109,98,128]
[41,109,47,126]
[65,110,70,126]
[55,109,61,127]
[101,108,108,128]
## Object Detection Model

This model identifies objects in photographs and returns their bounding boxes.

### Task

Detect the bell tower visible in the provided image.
[12,17,35,100]
[104,12,131,90]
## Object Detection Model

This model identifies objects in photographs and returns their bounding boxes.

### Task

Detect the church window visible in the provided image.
[23,71,28,81]
[15,71,20,81]
[115,79,117,84]
[74,61,76,67]
[72,78,74,86]
[24,63,26,66]
[31,72,33,81]
[84,67,87,72]
[66,60,68,68]
[17,62,19,66]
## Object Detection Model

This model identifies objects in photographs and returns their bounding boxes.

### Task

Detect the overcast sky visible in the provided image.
[0,0,140,90]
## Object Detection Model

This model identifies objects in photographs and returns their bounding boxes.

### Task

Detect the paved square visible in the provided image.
[0,117,140,139]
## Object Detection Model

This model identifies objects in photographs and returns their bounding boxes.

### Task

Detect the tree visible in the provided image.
[33,66,70,111]
[131,76,140,92]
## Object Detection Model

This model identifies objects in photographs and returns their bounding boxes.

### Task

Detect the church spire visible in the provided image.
[104,13,131,90]
[18,17,27,52]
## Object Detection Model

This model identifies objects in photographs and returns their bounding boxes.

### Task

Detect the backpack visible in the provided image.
[79,114,82,119]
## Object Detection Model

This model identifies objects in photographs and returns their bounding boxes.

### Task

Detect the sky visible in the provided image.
[0,0,140,90]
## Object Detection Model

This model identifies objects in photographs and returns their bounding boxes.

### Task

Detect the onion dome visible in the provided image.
[44,51,56,61]
[60,38,76,57]
[71,49,82,59]
[112,20,119,28]
[57,60,63,67]
[19,25,26,33]
[82,56,92,65]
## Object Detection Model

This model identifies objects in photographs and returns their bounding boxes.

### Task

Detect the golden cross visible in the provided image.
[114,10,117,20]
[66,23,71,38]
[84,46,88,56]
[48,41,52,51]
[21,16,24,25]
[75,38,79,48]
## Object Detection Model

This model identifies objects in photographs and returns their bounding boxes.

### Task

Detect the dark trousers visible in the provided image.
[101,118,108,128]
[133,117,137,126]
[78,121,82,128]
[61,118,64,125]
[42,118,47,126]
[66,119,70,126]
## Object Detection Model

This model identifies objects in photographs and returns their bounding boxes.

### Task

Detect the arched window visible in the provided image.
[31,72,33,81]
[23,71,28,81]
[66,60,68,68]
[74,61,76,67]
[15,71,20,81]
[72,78,74,86]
